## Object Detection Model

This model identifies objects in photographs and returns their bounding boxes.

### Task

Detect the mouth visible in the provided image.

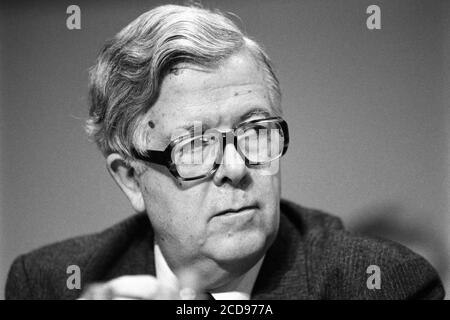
[214,204,259,218]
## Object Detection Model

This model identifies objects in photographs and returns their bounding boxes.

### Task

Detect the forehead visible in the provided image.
[146,51,274,143]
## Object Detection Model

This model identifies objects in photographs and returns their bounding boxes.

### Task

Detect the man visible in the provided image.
[5,4,445,300]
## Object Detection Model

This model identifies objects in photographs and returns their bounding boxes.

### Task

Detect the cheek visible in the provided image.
[253,171,281,223]
[252,169,281,199]
[139,170,208,240]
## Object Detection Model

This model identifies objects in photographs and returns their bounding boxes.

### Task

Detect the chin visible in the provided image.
[204,230,270,272]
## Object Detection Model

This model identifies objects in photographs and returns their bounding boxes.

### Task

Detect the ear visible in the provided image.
[106,153,146,213]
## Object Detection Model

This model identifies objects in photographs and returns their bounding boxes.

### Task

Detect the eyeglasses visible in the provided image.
[131,117,289,181]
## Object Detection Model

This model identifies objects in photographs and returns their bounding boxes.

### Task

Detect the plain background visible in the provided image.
[0,0,449,299]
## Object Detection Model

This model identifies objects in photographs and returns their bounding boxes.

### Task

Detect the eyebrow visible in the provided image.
[172,107,272,139]
[238,108,272,122]
[175,121,210,136]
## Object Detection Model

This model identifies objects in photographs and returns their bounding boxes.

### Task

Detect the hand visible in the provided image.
[78,275,180,300]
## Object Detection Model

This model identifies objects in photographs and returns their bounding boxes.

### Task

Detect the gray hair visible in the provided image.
[86,4,281,159]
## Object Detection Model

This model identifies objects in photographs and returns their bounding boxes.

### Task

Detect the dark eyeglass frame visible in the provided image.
[130,116,289,181]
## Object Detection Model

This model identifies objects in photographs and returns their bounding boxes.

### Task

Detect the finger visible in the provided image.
[108,275,181,300]
[79,282,114,300]
[79,277,159,300]
[177,267,205,300]
[79,276,179,300]
[106,275,162,299]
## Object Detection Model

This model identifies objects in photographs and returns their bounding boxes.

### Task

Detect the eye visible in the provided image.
[239,124,267,139]
[201,136,211,145]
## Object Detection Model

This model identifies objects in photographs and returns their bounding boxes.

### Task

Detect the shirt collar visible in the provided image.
[154,242,264,300]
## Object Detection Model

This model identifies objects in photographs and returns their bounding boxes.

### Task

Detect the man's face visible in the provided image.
[137,50,281,279]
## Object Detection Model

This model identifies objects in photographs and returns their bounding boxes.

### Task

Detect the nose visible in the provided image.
[213,141,248,187]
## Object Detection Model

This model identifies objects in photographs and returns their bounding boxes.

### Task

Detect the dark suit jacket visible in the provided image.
[5,199,445,299]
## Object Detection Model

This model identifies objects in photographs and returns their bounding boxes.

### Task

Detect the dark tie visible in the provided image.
[205,292,215,300]
[196,292,215,300]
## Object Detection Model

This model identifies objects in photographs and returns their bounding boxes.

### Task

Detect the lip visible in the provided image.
[214,204,259,218]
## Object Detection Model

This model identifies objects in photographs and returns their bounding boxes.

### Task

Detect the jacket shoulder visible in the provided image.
[318,229,444,299]
[5,213,150,300]
[280,199,445,299]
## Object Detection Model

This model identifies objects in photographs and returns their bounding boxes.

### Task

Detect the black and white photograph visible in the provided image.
[0,0,449,301]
